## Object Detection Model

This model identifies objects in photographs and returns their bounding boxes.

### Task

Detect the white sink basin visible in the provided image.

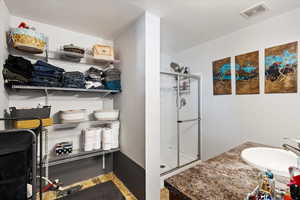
[241,147,298,177]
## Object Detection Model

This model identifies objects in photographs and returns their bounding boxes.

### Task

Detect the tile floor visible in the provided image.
[41,172,170,200]
[41,172,137,200]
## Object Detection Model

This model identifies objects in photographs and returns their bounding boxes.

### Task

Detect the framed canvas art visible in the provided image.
[235,51,260,95]
[265,42,298,93]
[212,57,232,95]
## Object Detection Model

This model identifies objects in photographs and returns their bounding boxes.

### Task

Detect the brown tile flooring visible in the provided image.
[41,172,169,200]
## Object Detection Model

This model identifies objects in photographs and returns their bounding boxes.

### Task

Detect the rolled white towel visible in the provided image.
[110,121,120,149]
[93,128,102,150]
[83,128,96,151]
[102,128,113,150]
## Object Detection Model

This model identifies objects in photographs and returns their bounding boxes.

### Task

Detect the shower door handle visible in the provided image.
[177,118,201,123]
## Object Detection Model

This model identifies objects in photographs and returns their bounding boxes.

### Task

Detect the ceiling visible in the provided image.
[4,0,300,55]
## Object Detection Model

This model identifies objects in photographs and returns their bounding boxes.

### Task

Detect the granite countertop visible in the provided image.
[165,142,287,200]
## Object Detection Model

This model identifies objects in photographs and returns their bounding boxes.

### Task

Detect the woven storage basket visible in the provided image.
[9,28,47,54]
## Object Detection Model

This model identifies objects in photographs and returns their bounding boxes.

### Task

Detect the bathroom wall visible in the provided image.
[8,16,115,182]
[114,13,147,200]
[115,12,161,200]
[0,0,10,128]
[114,14,146,169]
[174,7,300,160]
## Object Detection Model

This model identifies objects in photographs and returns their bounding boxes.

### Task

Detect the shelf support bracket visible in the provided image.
[103,92,111,98]
[44,89,49,106]
[102,153,106,169]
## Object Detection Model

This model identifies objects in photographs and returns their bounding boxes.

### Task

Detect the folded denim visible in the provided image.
[64,77,85,82]
[62,71,85,88]
[35,60,65,73]
[5,55,33,79]
[32,71,63,79]
[3,68,30,83]
[32,75,60,82]
[30,81,63,87]
[63,71,85,79]
[30,76,63,87]
[63,83,85,88]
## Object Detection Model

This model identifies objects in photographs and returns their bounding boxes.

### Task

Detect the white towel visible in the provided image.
[102,128,113,150]
[83,128,102,151]
[110,121,120,149]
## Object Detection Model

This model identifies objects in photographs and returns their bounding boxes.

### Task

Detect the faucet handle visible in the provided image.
[284,137,300,147]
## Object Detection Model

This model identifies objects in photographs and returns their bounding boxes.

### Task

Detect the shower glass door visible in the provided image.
[160,73,178,174]
[178,76,200,166]
[160,72,201,175]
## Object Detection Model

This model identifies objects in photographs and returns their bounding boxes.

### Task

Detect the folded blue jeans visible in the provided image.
[34,60,65,73]
[32,71,63,79]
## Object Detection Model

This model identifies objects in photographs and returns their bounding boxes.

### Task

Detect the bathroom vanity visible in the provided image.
[164,142,289,200]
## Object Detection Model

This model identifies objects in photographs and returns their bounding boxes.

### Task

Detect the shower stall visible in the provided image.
[160,71,201,175]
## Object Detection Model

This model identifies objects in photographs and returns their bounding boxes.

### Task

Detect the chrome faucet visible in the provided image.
[282,138,300,168]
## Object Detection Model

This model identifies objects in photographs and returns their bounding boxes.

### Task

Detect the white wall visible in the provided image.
[8,16,114,156]
[144,12,160,200]
[115,12,161,200]
[0,0,10,128]
[114,14,146,168]
[174,7,300,160]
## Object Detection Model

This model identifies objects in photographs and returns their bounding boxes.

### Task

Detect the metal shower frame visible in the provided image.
[160,71,201,176]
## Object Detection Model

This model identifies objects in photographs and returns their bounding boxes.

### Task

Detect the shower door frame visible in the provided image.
[160,71,201,176]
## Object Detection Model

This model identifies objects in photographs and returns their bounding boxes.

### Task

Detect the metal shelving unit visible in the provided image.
[6,37,121,199]
[53,120,118,129]
[7,47,120,66]
[11,85,120,95]
[46,148,120,167]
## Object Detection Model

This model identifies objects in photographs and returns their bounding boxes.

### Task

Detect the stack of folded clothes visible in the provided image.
[31,60,65,87]
[3,55,33,85]
[104,68,121,90]
[63,71,85,88]
[85,67,104,89]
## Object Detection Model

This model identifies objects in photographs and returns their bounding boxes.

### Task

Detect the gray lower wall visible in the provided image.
[113,151,145,200]
[49,154,113,185]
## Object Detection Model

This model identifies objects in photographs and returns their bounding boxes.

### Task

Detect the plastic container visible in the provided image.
[59,109,87,123]
[94,110,119,121]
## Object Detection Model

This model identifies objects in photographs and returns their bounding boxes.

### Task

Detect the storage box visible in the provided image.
[92,44,114,60]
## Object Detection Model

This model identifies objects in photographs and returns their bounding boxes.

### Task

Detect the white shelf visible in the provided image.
[11,85,120,94]
[45,148,120,167]
[8,47,120,66]
[53,120,119,129]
